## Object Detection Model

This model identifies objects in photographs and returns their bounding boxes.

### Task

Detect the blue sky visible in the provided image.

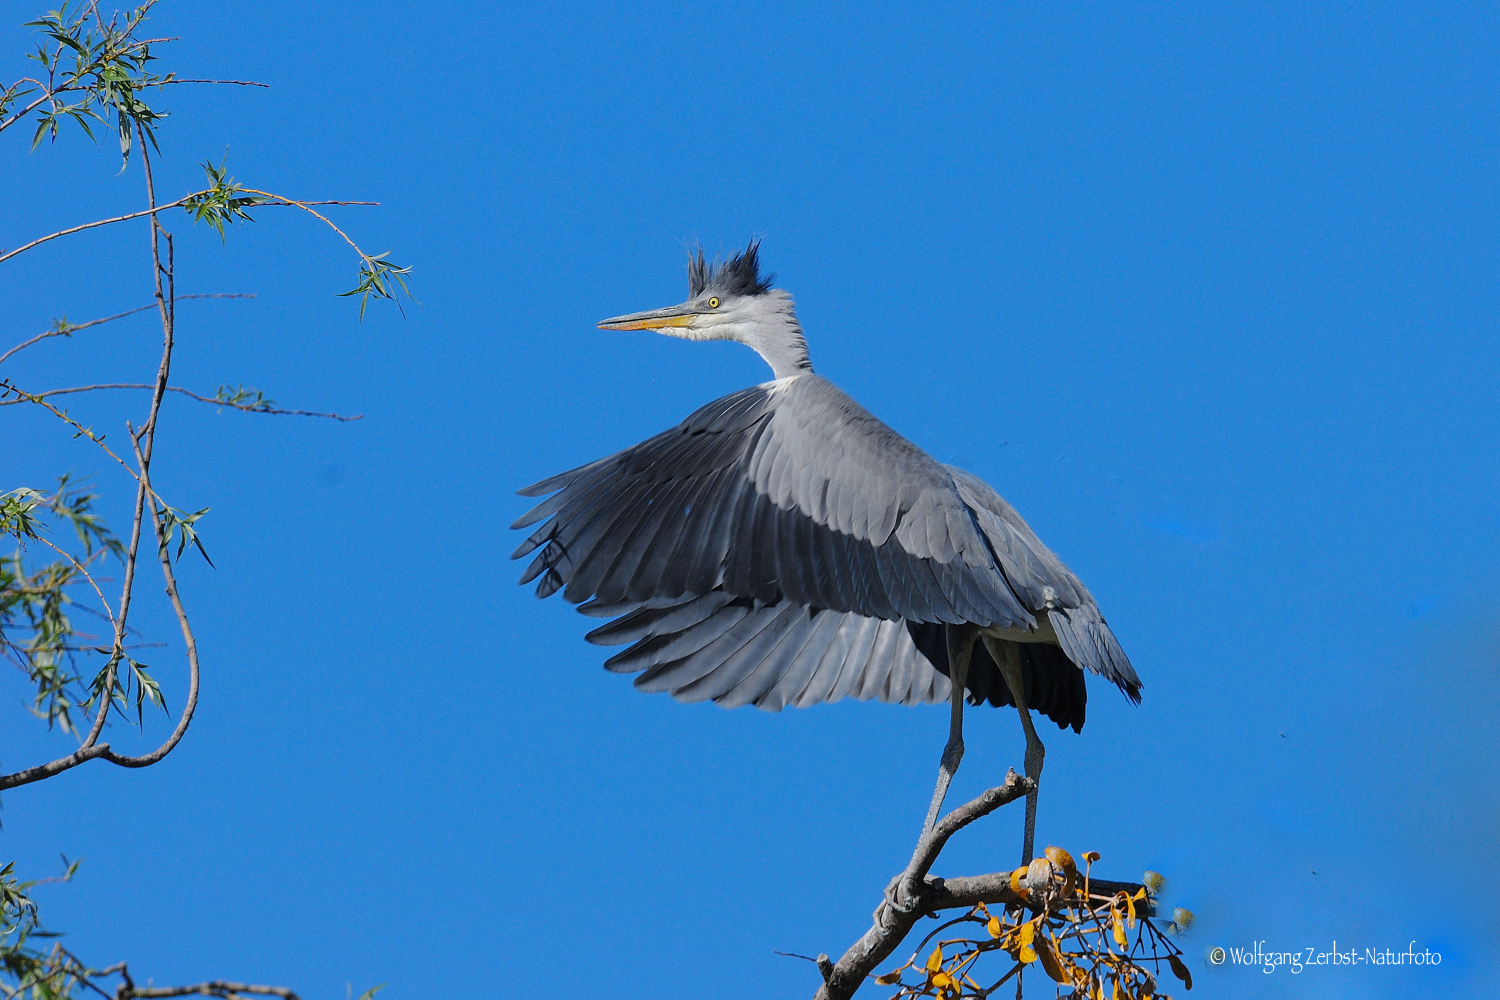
[4,3,1497,998]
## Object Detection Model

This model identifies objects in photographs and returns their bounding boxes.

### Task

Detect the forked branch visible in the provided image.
[814,772,1033,1000]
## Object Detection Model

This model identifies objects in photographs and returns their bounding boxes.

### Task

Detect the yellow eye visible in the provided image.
[708,297,720,308]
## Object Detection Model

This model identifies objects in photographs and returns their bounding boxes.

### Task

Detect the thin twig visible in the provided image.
[0,90,54,136]
[240,189,370,255]
[0,200,375,266]
[0,383,361,420]
[122,984,301,1000]
[1,295,254,367]
[0,197,195,266]
[0,379,141,481]
[35,536,114,622]
[240,199,376,207]
[154,78,268,88]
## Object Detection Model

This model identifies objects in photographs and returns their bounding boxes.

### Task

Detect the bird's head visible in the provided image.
[597,240,812,380]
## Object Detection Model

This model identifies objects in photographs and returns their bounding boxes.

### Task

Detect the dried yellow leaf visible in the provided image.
[1112,910,1127,948]
[1035,934,1067,984]
[1047,845,1077,895]
[1126,890,1137,928]
[987,915,1002,939]
[932,972,953,990]
[1083,851,1101,863]
[1019,919,1037,963]
[926,946,944,974]
[874,971,902,985]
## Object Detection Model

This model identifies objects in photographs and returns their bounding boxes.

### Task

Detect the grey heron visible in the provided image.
[512,241,1141,862]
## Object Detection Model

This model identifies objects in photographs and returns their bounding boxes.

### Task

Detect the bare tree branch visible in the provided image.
[238,199,377,207]
[81,130,203,773]
[0,379,142,480]
[35,535,114,621]
[0,126,193,792]
[0,197,194,266]
[111,962,303,1000]
[0,742,117,789]
[153,78,269,88]
[0,89,54,136]
[121,985,301,1000]
[95,423,201,770]
[899,774,1033,902]
[0,65,266,138]
[1,295,254,367]
[0,200,376,266]
[0,383,361,420]
[814,771,1033,1000]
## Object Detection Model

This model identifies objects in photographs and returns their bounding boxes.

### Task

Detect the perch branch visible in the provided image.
[815,770,1033,1000]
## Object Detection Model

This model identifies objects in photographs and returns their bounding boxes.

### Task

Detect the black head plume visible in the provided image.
[687,240,776,299]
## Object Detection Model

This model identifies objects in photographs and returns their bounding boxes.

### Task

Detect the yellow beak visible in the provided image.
[597,305,699,331]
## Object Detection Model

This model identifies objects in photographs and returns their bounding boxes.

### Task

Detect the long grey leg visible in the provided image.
[985,636,1045,864]
[922,625,978,835]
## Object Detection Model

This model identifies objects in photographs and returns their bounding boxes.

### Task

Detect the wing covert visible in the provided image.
[512,375,1035,628]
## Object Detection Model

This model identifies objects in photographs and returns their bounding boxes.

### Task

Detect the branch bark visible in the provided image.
[121,986,300,1000]
[814,771,1033,1000]
[112,964,302,1000]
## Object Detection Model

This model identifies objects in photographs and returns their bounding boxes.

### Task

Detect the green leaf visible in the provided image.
[126,656,167,724]
[158,505,215,568]
[0,488,46,540]
[338,252,414,320]
[182,154,263,240]
[212,384,276,411]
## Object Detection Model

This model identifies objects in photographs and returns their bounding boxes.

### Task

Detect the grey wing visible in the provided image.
[511,375,1035,630]
[581,591,951,712]
[947,467,1142,701]
[583,592,1094,730]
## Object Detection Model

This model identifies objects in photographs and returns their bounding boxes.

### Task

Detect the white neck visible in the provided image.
[735,290,812,380]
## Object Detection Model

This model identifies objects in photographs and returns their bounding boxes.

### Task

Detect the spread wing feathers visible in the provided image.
[906,624,1088,733]
[585,591,950,711]
[1048,605,1141,702]
[946,466,1143,699]
[512,375,1038,628]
